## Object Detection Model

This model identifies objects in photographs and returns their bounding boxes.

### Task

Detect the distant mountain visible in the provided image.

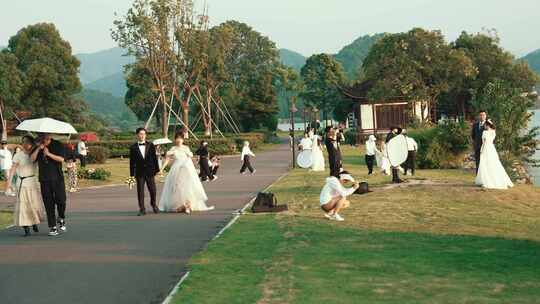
[333,33,385,80]
[85,72,127,97]
[77,89,140,130]
[279,49,306,72]
[521,48,540,77]
[76,47,134,84]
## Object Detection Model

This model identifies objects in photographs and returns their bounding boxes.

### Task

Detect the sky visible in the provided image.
[1,0,539,57]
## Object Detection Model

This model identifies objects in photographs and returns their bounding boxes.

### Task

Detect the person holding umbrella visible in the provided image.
[17,117,77,236]
[31,133,67,236]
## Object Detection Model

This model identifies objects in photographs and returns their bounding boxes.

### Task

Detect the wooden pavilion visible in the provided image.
[343,81,432,136]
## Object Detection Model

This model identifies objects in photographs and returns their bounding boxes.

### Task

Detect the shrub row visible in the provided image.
[86,133,266,162]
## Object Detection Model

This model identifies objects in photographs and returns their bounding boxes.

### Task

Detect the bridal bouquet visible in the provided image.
[125,177,136,190]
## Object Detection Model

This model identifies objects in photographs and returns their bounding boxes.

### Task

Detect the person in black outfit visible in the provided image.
[129,128,160,216]
[31,133,67,236]
[471,110,487,173]
[325,127,342,177]
[196,141,216,182]
[386,127,403,184]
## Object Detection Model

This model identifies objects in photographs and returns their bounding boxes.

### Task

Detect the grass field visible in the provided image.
[172,146,540,304]
[0,211,12,228]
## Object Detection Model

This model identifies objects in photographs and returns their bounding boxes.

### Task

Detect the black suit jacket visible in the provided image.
[471,121,485,151]
[129,142,160,177]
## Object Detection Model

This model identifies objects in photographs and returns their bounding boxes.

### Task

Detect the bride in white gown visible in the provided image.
[159,133,215,213]
[311,133,325,171]
[475,120,514,190]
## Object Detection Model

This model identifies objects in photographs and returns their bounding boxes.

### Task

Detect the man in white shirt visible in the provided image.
[319,171,359,221]
[402,130,418,176]
[0,141,15,196]
[365,135,379,175]
[77,139,88,167]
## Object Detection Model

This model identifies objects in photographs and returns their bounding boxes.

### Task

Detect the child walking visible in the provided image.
[240,141,256,175]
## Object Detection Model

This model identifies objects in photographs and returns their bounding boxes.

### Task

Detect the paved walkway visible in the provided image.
[0,143,291,304]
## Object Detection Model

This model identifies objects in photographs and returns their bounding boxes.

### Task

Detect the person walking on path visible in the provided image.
[402,130,418,176]
[159,132,214,213]
[77,138,88,168]
[66,144,79,193]
[31,133,67,236]
[129,128,160,216]
[240,141,256,175]
[0,140,15,196]
[5,135,44,236]
[196,141,216,182]
[471,110,487,173]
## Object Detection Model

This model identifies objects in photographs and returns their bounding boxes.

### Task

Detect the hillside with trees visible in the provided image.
[279,49,306,72]
[76,47,134,84]
[334,33,384,80]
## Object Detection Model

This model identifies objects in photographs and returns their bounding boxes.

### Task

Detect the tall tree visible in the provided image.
[214,21,281,131]
[362,28,477,121]
[300,54,347,124]
[7,23,82,121]
[442,31,538,117]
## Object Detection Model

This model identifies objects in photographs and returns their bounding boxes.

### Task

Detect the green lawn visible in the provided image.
[172,146,540,303]
[0,211,12,228]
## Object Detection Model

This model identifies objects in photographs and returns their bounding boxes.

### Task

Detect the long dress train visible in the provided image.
[475,130,514,190]
[311,135,325,172]
[159,146,214,212]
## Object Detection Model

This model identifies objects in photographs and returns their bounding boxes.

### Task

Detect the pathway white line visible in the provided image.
[160,170,290,304]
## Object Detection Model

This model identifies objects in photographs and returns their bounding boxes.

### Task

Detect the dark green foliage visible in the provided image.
[472,79,539,168]
[7,23,83,122]
[334,33,384,80]
[87,146,110,164]
[409,121,470,169]
[78,168,112,180]
[301,54,349,122]
[0,51,23,108]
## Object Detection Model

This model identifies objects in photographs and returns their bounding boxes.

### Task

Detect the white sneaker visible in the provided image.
[333,214,345,222]
[251,170,257,175]
[324,213,333,220]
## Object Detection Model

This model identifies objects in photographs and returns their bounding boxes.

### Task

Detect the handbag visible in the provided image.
[251,192,288,213]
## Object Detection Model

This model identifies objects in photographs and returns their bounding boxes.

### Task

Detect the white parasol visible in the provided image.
[386,134,409,167]
[153,138,172,145]
[16,117,77,134]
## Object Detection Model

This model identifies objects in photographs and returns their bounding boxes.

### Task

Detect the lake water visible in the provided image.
[529,110,540,186]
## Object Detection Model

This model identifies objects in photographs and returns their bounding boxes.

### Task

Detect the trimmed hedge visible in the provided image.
[87,133,266,159]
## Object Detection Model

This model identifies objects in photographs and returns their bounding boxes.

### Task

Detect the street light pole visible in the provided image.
[290,97,298,169]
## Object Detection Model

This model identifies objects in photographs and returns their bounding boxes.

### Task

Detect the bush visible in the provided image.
[408,120,470,169]
[87,146,110,164]
[78,168,111,180]
[344,130,358,146]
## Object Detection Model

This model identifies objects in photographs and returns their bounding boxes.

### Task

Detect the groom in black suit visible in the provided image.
[130,128,160,216]
[471,110,487,172]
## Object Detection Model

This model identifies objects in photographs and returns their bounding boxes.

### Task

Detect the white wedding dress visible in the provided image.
[159,145,215,212]
[311,135,325,171]
[475,130,514,190]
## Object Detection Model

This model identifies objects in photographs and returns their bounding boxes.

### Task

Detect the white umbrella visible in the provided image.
[16,117,78,134]
[153,138,172,145]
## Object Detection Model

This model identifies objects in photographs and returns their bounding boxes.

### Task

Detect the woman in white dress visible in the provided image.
[5,135,44,236]
[475,120,514,190]
[159,132,214,214]
[376,141,392,175]
[311,133,325,171]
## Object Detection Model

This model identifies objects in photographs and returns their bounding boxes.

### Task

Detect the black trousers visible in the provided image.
[199,157,213,181]
[212,165,219,176]
[240,156,254,173]
[365,155,375,174]
[80,155,87,168]
[474,148,481,173]
[404,151,416,175]
[136,175,157,212]
[40,179,67,228]
[392,168,400,182]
